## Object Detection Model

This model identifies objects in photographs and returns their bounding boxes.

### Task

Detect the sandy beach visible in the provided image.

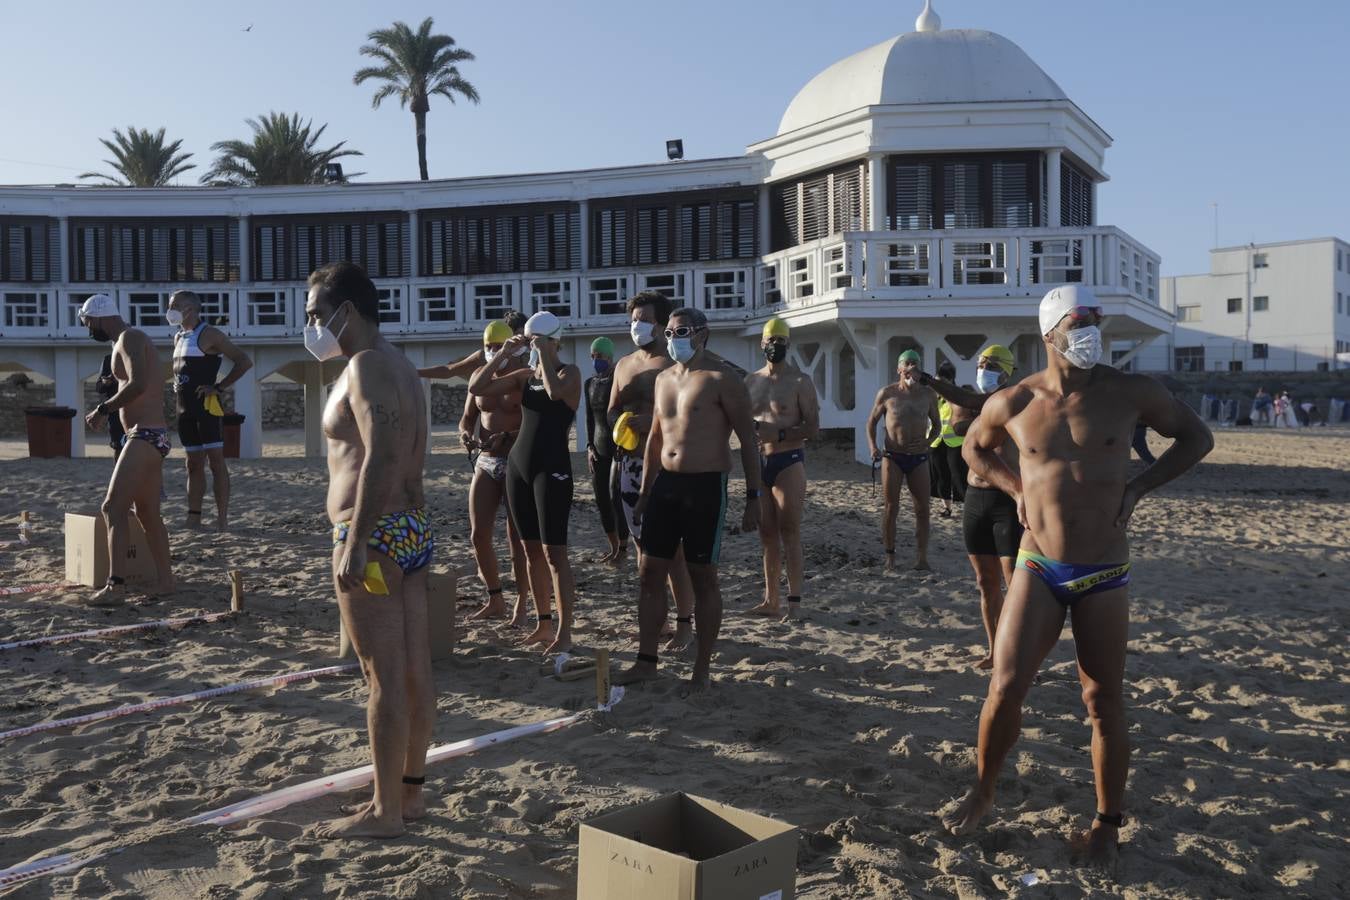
[0,426,1346,898]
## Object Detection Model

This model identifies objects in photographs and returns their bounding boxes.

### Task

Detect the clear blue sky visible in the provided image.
[1,0,1346,275]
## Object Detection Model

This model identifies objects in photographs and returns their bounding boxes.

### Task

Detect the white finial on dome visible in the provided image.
[916,1,941,33]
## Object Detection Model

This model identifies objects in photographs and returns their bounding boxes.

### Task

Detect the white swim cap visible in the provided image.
[1038,284,1100,337]
[524,311,563,339]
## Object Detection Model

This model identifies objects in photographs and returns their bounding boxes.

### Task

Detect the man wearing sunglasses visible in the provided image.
[942,284,1213,867]
[616,307,761,690]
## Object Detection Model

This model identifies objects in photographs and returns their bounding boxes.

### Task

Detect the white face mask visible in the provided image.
[528,346,540,369]
[1055,325,1102,370]
[165,308,184,328]
[631,320,656,347]
[483,348,498,364]
[303,303,350,362]
[669,337,696,364]
[976,368,1003,394]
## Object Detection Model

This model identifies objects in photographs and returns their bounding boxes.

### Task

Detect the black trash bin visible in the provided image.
[23,406,77,458]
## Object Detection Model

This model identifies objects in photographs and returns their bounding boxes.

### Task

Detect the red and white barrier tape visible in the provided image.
[0,582,77,598]
[1,611,233,652]
[0,663,359,743]
[0,687,623,889]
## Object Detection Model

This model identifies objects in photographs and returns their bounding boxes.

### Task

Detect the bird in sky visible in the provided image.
[242,23,253,32]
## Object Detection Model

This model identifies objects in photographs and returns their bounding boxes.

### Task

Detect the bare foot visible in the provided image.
[468,595,509,621]
[976,656,994,670]
[884,553,897,573]
[1073,823,1121,872]
[340,784,427,821]
[215,516,229,532]
[517,622,556,647]
[780,602,801,623]
[313,804,404,839]
[664,621,694,653]
[687,662,712,691]
[506,602,530,629]
[912,559,931,572]
[544,632,574,655]
[941,788,994,836]
[86,584,127,607]
[750,599,781,617]
[613,659,659,685]
[185,513,203,530]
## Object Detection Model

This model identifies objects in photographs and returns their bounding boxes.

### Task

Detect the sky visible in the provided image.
[1,0,1346,276]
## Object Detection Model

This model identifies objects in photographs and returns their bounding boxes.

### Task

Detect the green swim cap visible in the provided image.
[590,336,615,357]
[898,349,921,366]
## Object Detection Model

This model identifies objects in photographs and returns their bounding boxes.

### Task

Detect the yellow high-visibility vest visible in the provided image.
[932,397,964,448]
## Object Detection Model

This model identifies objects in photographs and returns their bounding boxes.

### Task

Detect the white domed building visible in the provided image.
[0,3,1165,458]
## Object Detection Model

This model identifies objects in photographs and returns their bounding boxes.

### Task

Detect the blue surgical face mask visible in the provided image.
[528,347,541,369]
[976,368,1003,394]
[669,338,695,364]
[593,358,610,375]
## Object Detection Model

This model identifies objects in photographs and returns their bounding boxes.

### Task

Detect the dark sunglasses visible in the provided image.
[1062,305,1103,324]
[664,325,705,339]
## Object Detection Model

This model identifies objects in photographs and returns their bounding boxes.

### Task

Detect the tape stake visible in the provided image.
[0,663,359,743]
[0,612,233,652]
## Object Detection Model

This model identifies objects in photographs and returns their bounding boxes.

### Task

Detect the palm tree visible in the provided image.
[354,17,480,181]
[79,127,195,187]
[201,113,362,186]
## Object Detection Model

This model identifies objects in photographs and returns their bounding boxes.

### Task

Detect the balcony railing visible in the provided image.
[0,226,1159,341]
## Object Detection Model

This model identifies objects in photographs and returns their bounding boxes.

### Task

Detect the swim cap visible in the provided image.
[483,320,513,345]
[590,336,615,357]
[979,344,1016,376]
[525,311,563,339]
[897,349,921,366]
[1039,284,1099,336]
[612,411,640,452]
[762,317,790,340]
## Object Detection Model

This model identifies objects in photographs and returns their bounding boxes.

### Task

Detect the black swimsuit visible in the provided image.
[506,373,575,545]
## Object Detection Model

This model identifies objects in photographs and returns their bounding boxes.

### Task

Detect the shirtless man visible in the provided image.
[920,345,1020,668]
[416,310,526,383]
[866,350,941,571]
[461,320,533,624]
[166,290,253,531]
[307,262,436,839]
[608,291,698,651]
[80,293,175,604]
[616,307,761,688]
[745,317,819,621]
[940,285,1213,866]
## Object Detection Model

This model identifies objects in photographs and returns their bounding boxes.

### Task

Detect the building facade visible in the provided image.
[0,4,1166,459]
[1133,238,1350,374]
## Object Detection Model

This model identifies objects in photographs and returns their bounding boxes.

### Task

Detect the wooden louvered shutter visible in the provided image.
[992,161,1032,228]
[1060,160,1093,227]
[891,164,932,230]
[943,162,985,228]
[770,182,799,250]
[801,174,829,242]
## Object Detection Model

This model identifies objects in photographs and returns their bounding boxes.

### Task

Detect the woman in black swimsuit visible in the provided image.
[468,312,582,654]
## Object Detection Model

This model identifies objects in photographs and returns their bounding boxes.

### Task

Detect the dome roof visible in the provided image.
[777,28,1069,135]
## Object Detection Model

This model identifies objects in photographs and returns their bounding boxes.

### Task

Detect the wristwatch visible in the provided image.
[95,401,111,416]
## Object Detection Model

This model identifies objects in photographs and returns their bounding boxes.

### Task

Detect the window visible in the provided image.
[598,189,757,267]
[251,214,407,281]
[1227,297,1242,313]
[1174,346,1205,373]
[0,217,60,282]
[1252,343,1269,359]
[1252,253,1268,268]
[1178,305,1200,322]
[1060,158,1095,227]
[72,218,239,283]
[1228,361,1243,372]
[882,152,1042,234]
[423,205,577,277]
[771,162,867,249]
[1253,295,1269,312]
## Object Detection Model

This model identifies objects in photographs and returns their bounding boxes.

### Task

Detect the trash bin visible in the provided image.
[222,413,245,458]
[23,406,77,458]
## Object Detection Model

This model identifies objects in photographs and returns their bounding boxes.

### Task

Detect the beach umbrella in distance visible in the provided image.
[200,113,362,186]
[354,17,480,181]
[79,127,195,187]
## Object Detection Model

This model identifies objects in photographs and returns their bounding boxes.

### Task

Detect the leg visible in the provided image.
[665,549,696,652]
[317,549,409,839]
[906,462,932,570]
[686,562,723,689]
[881,459,902,570]
[931,448,952,514]
[543,545,576,653]
[93,440,172,604]
[609,454,630,553]
[776,463,807,621]
[592,455,621,562]
[942,569,1066,835]
[517,541,557,646]
[968,554,1005,669]
[399,565,435,820]
[184,451,206,528]
[614,553,674,684]
[505,516,532,626]
[751,490,783,616]
[948,445,968,504]
[538,467,576,654]
[205,448,230,530]
[467,469,509,620]
[1069,587,1131,866]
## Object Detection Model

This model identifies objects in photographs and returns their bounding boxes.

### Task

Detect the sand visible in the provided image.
[0,426,1346,898]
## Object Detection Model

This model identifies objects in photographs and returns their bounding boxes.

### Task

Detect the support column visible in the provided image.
[867,153,886,231]
[232,353,262,458]
[53,346,85,457]
[303,361,327,458]
[854,326,890,465]
[1046,149,1062,227]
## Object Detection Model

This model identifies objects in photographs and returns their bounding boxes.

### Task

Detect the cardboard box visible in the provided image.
[578,793,798,900]
[339,570,456,661]
[64,512,158,587]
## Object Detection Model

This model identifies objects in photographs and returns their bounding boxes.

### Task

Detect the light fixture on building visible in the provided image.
[324,163,345,183]
[666,140,684,161]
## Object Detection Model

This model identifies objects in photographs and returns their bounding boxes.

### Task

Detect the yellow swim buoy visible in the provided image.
[612,411,640,452]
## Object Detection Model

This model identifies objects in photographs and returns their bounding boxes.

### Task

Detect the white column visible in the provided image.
[237,215,251,283]
[401,343,433,440]
[854,326,889,464]
[407,210,420,280]
[232,352,262,458]
[1046,149,1062,228]
[867,153,886,231]
[758,185,771,255]
[577,199,590,273]
[303,361,326,458]
[53,346,85,457]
